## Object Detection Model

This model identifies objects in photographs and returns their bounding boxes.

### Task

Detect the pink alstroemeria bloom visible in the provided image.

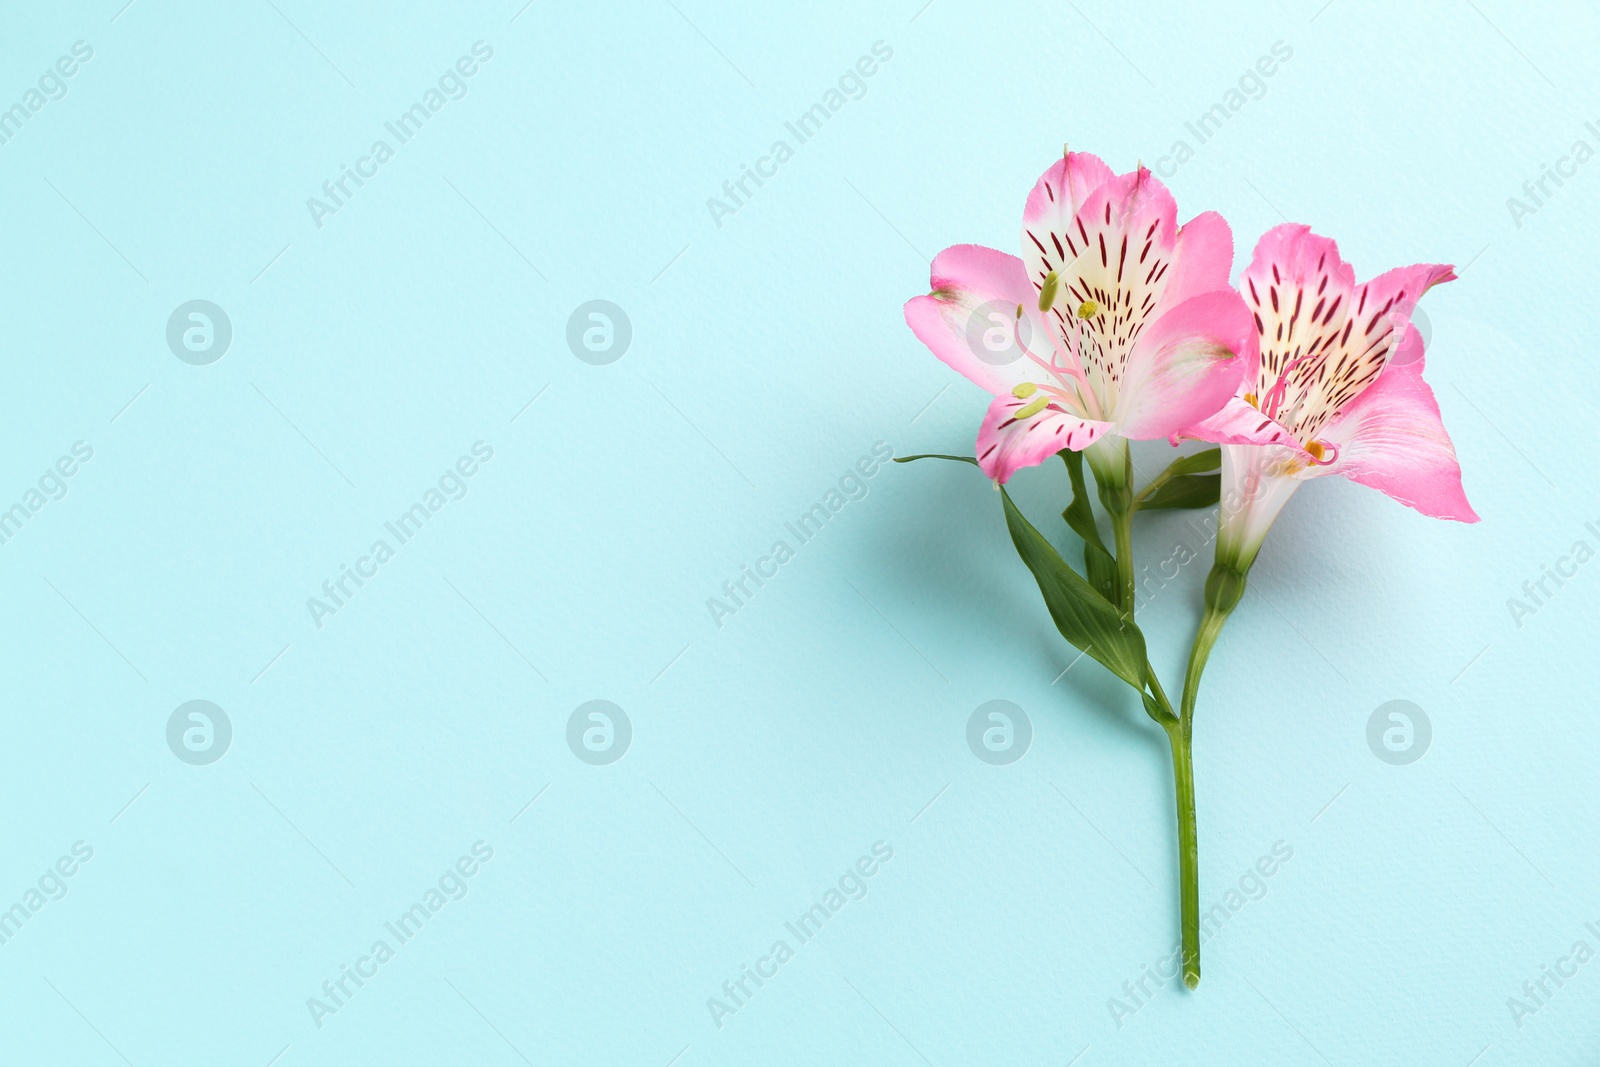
[904,151,1255,484]
[1188,223,1479,571]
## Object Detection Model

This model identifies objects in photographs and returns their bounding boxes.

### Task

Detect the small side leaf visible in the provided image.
[1164,448,1221,476]
[1060,450,1119,603]
[1135,448,1222,511]
[1000,486,1148,690]
[1140,474,1222,510]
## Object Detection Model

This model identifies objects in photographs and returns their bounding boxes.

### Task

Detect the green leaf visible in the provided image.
[896,448,1149,691]
[1000,485,1148,689]
[1164,448,1221,476]
[1139,473,1221,510]
[1134,448,1221,510]
[1059,450,1119,603]
[1141,690,1174,725]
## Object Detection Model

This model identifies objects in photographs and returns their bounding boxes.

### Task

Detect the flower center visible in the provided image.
[1244,389,1339,467]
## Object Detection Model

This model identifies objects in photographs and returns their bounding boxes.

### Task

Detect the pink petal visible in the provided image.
[1346,261,1456,368]
[1027,167,1179,399]
[1020,151,1116,259]
[1181,395,1306,453]
[1113,291,1254,440]
[1355,262,1457,334]
[1240,223,1357,404]
[903,244,1047,396]
[1299,262,1455,436]
[1319,325,1479,522]
[976,393,1112,484]
[1157,210,1235,311]
[1240,225,1457,445]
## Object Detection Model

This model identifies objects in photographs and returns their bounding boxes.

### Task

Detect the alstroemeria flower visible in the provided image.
[1187,223,1479,570]
[904,151,1255,483]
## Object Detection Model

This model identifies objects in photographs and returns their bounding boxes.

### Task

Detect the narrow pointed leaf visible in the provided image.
[897,450,1147,688]
[1000,486,1148,689]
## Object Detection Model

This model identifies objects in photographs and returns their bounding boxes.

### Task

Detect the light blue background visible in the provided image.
[0,0,1595,1063]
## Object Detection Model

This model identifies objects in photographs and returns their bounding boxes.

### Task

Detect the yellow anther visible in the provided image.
[1243,391,1259,409]
[1305,440,1327,461]
[1012,382,1038,399]
[1076,300,1099,320]
[1014,396,1050,420]
[1038,271,1061,313]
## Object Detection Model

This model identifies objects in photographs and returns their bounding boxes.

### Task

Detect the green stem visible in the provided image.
[1094,442,1137,618]
[1086,440,1205,981]
[1166,561,1249,990]
[1111,504,1136,617]
[1182,563,1247,723]
[1107,453,1197,981]
[1180,604,1233,723]
[1168,608,1226,989]
[1163,717,1200,989]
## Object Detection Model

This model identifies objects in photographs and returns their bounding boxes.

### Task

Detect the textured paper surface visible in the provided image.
[0,0,1593,1063]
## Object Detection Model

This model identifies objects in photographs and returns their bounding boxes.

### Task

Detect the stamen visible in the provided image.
[1305,439,1339,466]
[1038,271,1061,313]
[1261,349,1320,421]
[1014,396,1050,420]
[1003,292,1107,423]
[1076,300,1099,320]
[1012,382,1038,399]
